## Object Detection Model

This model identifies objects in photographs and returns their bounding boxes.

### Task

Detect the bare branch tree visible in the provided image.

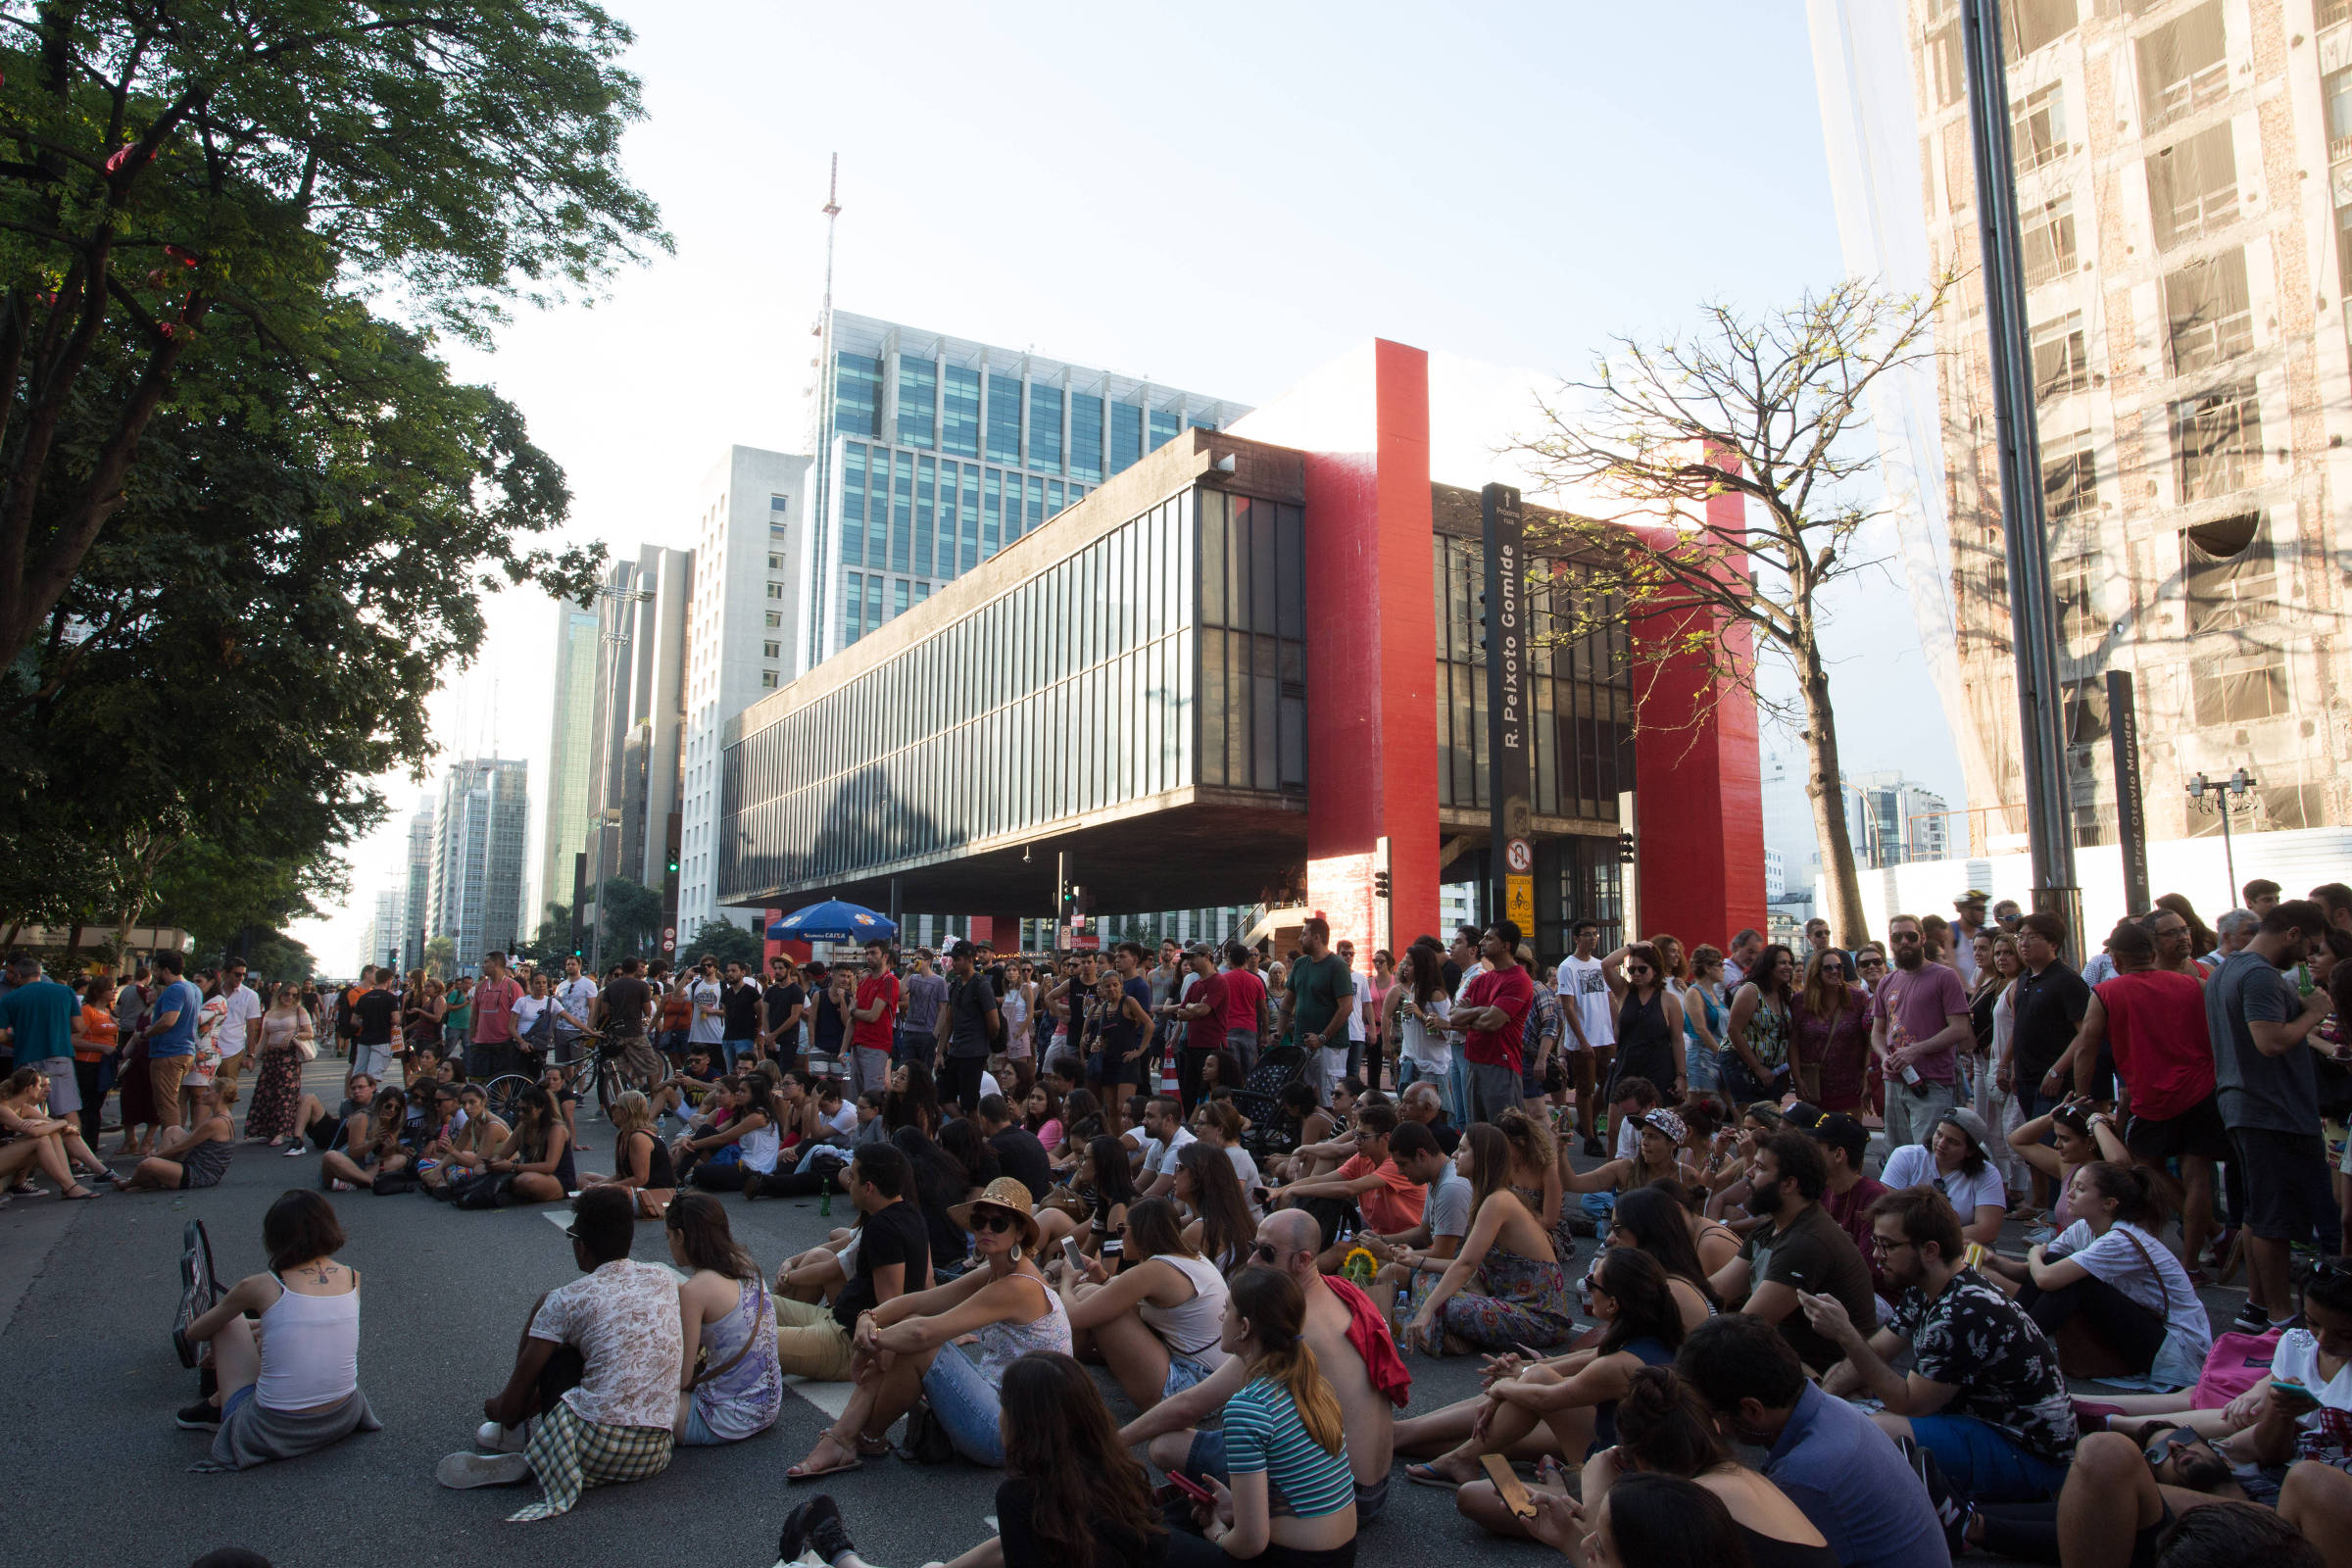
[1510,275,1951,945]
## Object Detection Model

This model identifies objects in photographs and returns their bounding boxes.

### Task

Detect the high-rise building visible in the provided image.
[425,758,530,975]
[800,311,1251,674]
[678,448,808,945]
[402,803,433,971]
[578,549,691,951]
[1852,771,1951,868]
[362,889,401,974]
[538,601,602,927]
[1810,0,2350,853]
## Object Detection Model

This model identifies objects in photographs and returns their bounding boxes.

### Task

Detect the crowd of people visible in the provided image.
[10,875,2352,1568]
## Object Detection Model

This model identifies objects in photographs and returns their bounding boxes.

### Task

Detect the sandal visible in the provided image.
[61,1185,100,1200]
[283,1144,310,1157]
[1403,1461,1471,1490]
[786,1431,864,1483]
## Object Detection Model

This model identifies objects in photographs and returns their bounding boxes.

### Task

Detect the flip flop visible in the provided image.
[785,1454,862,1483]
[1403,1462,1468,1491]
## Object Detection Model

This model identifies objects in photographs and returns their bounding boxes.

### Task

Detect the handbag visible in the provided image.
[895,1396,957,1464]
[370,1167,422,1197]
[447,1169,509,1209]
[295,1030,318,1062]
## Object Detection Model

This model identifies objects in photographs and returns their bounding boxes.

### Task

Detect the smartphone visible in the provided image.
[1481,1454,1538,1519]
[1061,1236,1088,1274]
[2272,1378,2316,1398]
[1167,1470,1216,1505]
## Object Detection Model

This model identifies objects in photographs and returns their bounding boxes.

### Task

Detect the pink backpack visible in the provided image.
[2190,1328,2284,1408]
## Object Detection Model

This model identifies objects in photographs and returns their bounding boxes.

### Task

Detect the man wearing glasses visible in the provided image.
[1119,1207,1407,1522]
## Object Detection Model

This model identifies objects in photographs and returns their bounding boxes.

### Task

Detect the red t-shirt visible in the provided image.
[1459,965,1535,1074]
[1186,969,1231,1054]
[469,977,522,1044]
[1221,968,1267,1036]
[1823,1174,1893,1293]
[1338,1152,1427,1234]
[853,972,901,1053]
[2097,969,2214,1120]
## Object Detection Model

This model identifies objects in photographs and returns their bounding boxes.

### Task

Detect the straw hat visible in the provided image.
[948,1176,1043,1251]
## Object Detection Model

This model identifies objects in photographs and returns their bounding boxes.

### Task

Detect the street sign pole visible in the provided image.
[1961,0,2081,956]
[1482,483,1535,941]
[2106,670,2150,916]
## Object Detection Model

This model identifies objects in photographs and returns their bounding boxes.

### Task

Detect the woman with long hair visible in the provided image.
[1681,946,1730,1096]
[1360,947,1396,1094]
[1792,949,1869,1111]
[1389,944,1457,1120]
[1604,1183,1721,1329]
[68,976,118,1148]
[242,982,315,1147]
[1493,1103,1577,1266]
[1021,1079,1066,1158]
[1190,1098,1262,1201]
[403,973,447,1059]
[1050,1087,1104,1177]
[1404,1123,1578,1354]
[0,1067,107,1197]
[1982,1158,2208,1382]
[895,1123,980,1273]
[679,1074,777,1194]
[483,1085,575,1204]
[1567,1106,1694,1200]
[1980,932,2030,1203]
[1060,1194,1233,1411]
[883,1059,944,1139]
[420,1082,510,1196]
[1723,945,1796,1104]
[1600,942,1688,1104]
[1174,1140,1256,1274]
[1001,960,1035,1098]
[939,1115,1003,1196]
[579,1089,678,1216]
[665,1190,782,1445]
[1172,1266,1358,1564]
[1082,1131,1140,1265]
[317,1087,409,1192]
[1405,1245,1686,1490]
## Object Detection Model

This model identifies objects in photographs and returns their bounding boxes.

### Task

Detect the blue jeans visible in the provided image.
[1225,1028,1259,1080]
[1907,1412,2068,1502]
[722,1038,753,1069]
[919,1343,1004,1466]
[1446,1054,1470,1130]
[791,1142,852,1176]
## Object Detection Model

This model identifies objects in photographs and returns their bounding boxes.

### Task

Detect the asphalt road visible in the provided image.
[0,1057,1525,1568]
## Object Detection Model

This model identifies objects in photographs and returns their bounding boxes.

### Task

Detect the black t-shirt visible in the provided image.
[1741,1201,1878,1372]
[601,975,652,1032]
[996,1478,1164,1568]
[763,982,806,1037]
[2011,962,2092,1083]
[833,1198,932,1330]
[946,972,1000,1059]
[353,990,398,1046]
[722,979,761,1039]
[812,985,848,1054]
[991,1126,1054,1202]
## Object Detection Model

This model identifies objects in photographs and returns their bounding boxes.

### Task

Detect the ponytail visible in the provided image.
[2081,1159,2165,1227]
[1230,1267,1344,1456]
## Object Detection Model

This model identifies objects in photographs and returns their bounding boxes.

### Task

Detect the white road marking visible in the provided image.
[784,1374,855,1420]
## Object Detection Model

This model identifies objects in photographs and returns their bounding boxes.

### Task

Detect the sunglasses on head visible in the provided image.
[971,1210,1018,1234]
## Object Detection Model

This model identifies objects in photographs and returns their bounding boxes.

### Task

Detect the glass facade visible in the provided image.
[1113,402,1145,474]
[1070,393,1104,481]
[897,360,936,448]
[1030,384,1063,473]
[1197,490,1307,794]
[987,374,1023,464]
[836,353,881,437]
[943,366,981,458]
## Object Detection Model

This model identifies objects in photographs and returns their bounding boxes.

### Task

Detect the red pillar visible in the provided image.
[1264,341,1441,959]
[1628,486,1768,947]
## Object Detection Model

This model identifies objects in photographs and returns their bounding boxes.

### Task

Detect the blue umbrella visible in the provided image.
[767,899,899,944]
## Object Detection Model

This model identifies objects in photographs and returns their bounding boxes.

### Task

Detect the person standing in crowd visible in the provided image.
[466,951,521,1079]
[1439,921,1537,1125]
[1362,947,1396,1094]
[0,953,81,1141]
[441,1187,682,1518]
[1599,941,1686,1104]
[1724,943,1797,1105]
[137,950,204,1131]
[1680,945,1729,1098]
[1797,947,1871,1113]
[243,983,315,1148]
[596,957,658,1094]
[441,974,472,1060]
[69,975,118,1148]
[348,967,400,1084]
[1872,914,1973,1153]
[1221,941,1269,1082]
[2149,906,2214,982]
[1951,891,1990,986]
[684,957,727,1068]
[2156,894,2222,967]
[1094,943,1154,1115]
[717,959,760,1070]
[1335,937,1369,1085]
[549,956,598,1072]
[849,939,902,1092]
[1803,1185,2077,1507]
[2209,907,2262,967]
[2208,900,2337,1333]
[760,956,806,1068]
[1160,944,1230,1115]
[805,961,847,1080]
[935,940,1002,1120]
[1722,927,1765,990]
[1556,919,1616,1156]
[208,957,262,1110]
[1518,945,1567,1117]
[901,948,947,1067]
[1280,916,1356,1105]
[1387,944,1454,1112]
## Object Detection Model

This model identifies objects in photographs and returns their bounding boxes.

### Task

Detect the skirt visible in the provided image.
[195,1386,380,1472]
[244,1049,304,1140]
[117,1036,157,1128]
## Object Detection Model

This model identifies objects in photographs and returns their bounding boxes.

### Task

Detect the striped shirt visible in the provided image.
[1224,1376,1353,1519]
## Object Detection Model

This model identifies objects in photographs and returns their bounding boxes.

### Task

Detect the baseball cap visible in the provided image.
[947,939,976,961]
[1936,1105,1993,1154]
[1809,1111,1869,1166]
[1955,889,1991,907]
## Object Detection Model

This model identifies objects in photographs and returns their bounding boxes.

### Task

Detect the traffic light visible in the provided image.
[1372,869,1392,900]
[665,853,679,877]
[1616,833,1637,864]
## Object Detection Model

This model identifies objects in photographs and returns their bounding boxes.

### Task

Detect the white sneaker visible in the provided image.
[474,1419,531,1453]
[437,1450,531,1489]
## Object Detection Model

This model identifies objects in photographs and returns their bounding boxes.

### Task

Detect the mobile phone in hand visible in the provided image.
[1481,1454,1538,1518]
[1167,1470,1216,1505]
[1061,1236,1088,1274]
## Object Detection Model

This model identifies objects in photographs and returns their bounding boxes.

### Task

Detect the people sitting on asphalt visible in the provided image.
[1676,1312,1950,1568]
[975,1092,1053,1202]
[1362,1119,1472,1324]
[481,1086,576,1205]
[1882,1105,2009,1247]
[663,1191,780,1446]
[1598,1183,1721,1332]
[419,1084,510,1197]
[785,1175,1070,1476]
[1400,1122,1578,1354]
[1059,1195,1232,1411]
[576,1090,675,1218]
[0,1066,108,1199]
[316,1087,410,1193]
[1270,1102,1426,1273]
[773,1144,930,1384]
[1801,1184,2078,1506]
[1126,1206,1407,1525]
[440,1186,682,1519]
[1807,1109,1894,1316]
[282,1073,375,1161]
[1172,1142,1256,1276]
[173,1189,380,1471]
[116,1080,236,1195]
[1708,1129,1878,1373]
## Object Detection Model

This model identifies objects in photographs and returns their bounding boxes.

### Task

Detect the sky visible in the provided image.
[293,0,1966,973]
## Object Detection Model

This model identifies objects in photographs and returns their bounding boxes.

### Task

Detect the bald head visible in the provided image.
[1255,1209,1321,1277]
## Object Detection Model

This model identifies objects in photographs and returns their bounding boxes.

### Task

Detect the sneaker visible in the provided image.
[437,1450,532,1489]
[779,1494,856,1566]
[175,1399,221,1431]
[474,1419,531,1453]
[2230,1300,2271,1336]
[329,1178,356,1192]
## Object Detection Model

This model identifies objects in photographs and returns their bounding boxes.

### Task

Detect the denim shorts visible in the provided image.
[919,1342,1005,1467]
[1163,1351,1219,1400]
[677,1400,722,1446]
[1907,1412,2068,1502]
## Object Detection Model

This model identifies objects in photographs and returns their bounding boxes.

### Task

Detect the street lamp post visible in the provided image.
[2184,768,2256,913]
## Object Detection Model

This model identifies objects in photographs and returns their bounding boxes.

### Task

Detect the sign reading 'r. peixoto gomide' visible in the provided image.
[1484,482,1531,923]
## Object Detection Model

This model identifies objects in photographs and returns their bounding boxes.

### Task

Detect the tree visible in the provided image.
[1512,278,1947,945]
[420,934,454,980]
[0,1,665,671]
[595,876,661,962]
[680,917,760,971]
[515,902,576,968]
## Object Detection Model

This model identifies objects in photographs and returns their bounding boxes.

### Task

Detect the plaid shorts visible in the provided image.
[507,1399,673,1521]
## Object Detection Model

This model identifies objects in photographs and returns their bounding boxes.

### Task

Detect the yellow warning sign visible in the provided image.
[1506,874,1534,931]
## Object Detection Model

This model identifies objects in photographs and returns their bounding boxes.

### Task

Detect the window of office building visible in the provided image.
[765,611,781,628]
[916,457,936,580]
[767,553,783,570]
[2032,311,2089,399]
[893,579,909,622]
[1025,474,1046,539]
[987,374,1022,464]
[959,466,980,574]
[2181,511,2276,633]
[2139,0,2227,131]
[2164,249,2253,374]
[983,468,1003,558]
[765,581,784,600]
[897,359,936,448]
[2003,0,2075,59]
[2021,195,2078,286]
[762,640,780,659]
[2043,429,2098,525]
[843,443,869,566]
[865,575,881,639]
[892,452,914,573]
[943,365,981,457]
[835,352,881,437]
[2013,82,2067,172]
[2146,122,2238,250]
[2172,380,2260,500]
[2193,652,2288,726]
[845,571,865,644]
[1112,402,1145,474]
[1149,409,1179,452]
[760,669,778,689]
[1029,384,1063,473]
[1070,392,1104,481]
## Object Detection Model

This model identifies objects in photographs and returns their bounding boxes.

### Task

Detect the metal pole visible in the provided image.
[1960,0,2081,956]
[2217,796,2237,909]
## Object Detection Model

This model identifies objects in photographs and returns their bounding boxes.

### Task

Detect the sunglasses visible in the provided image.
[971,1210,1018,1235]
[2142,1428,2201,1467]
[1251,1241,1283,1263]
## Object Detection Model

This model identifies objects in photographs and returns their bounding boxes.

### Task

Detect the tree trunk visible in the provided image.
[1799,660,1872,946]
[62,920,82,964]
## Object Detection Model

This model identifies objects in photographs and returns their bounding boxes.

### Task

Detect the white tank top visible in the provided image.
[740,1121,781,1174]
[1138,1252,1235,1364]
[255,1272,361,1410]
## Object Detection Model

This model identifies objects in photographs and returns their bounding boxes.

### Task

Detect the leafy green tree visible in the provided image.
[515,902,576,968]
[595,876,661,962]
[420,934,455,980]
[680,917,761,971]
[0,0,665,670]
